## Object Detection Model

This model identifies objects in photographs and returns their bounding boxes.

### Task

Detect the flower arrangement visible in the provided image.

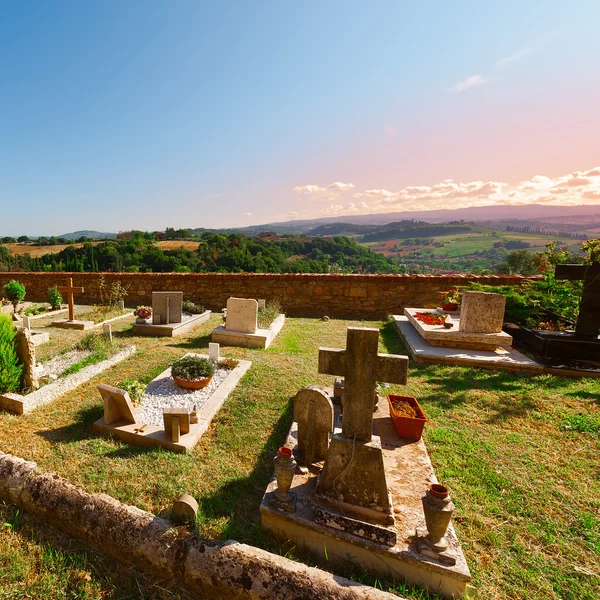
[439,288,461,305]
[134,306,152,320]
[415,311,447,326]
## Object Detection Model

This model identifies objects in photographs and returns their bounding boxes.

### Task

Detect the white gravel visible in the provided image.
[40,350,92,377]
[135,367,232,426]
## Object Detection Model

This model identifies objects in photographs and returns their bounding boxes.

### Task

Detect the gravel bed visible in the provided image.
[135,367,231,426]
[40,350,92,377]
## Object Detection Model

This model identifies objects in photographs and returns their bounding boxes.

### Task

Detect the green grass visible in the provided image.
[0,314,599,598]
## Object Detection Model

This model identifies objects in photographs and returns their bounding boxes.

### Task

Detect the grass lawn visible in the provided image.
[0,314,598,599]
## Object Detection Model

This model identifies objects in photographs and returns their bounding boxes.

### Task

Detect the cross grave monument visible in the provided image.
[51,278,94,330]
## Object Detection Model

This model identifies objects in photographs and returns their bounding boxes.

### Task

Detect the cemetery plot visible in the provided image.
[93,351,251,453]
[131,291,211,337]
[260,326,471,598]
[212,297,285,349]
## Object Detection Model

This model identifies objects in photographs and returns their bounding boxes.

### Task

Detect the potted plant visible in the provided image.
[171,355,215,390]
[439,288,461,312]
[133,305,152,324]
[387,394,427,441]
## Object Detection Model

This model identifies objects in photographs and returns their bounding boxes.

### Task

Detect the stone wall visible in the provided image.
[0,272,531,318]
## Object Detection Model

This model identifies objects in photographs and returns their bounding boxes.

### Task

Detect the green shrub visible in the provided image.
[171,356,215,380]
[120,379,146,406]
[75,332,112,357]
[48,286,63,310]
[257,299,282,328]
[0,313,23,393]
[2,280,26,312]
[182,300,205,314]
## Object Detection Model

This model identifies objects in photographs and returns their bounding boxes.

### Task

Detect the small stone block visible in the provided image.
[102,323,112,342]
[163,407,191,436]
[315,506,397,546]
[172,493,199,524]
[416,528,457,565]
[118,300,125,310]
[171,416,180,442]
[208,342,220,362]
[22,316,31,329]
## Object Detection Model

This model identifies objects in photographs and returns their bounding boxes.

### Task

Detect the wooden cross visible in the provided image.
[555,264,600,337]
[57,278,84,321]
[318,327,408,443]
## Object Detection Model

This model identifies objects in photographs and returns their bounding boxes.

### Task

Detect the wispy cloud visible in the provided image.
[497,47,532,66]
[450,74,492,93]
[243,212,252,217]
[291,181,355,202]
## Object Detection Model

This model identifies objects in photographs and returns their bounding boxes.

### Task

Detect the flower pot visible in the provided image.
[135,317,148,324]
[440,303,459,312]
[387,395,427,441]
[172,375,213,390]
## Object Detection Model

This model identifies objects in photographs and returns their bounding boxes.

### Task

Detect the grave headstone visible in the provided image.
[98,384,137,425]
[555,263,600,336]
[15,326,38,390]
[118,300,125,310]
[172,493,199,524]
[152,291,183,325]
[208,342,220,363]
[459,291,506,333]
[293,386,334,466]
[316,327,408,519]
[257,299,266,310]
[57,278,84,322]
[225,297,258,333]
[102,323,112,342]
[22,316,31,330]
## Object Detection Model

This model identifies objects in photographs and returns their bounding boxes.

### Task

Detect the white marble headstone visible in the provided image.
[225,297,258,334]
[208,342,220,363]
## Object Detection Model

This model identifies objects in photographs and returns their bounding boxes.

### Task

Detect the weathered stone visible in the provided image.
[172,493,198,524]
[152,291,183,325]
[208,342,220,362]
[459,291,506,333]
[15,326,38,391]
[225,297,258,333]
[293,386,333,466]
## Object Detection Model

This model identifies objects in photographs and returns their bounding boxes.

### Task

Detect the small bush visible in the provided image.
[182,300,205,314]
[171,356,215,380]
[257,299,282,329]
[2,280,26,312]
[0,313,23,393]
[121,380,146,406]
[76,332,112,357]
[48,286,63,310]
[218,357,239,370]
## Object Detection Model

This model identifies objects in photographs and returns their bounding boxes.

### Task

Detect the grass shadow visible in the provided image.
[35,405,102,445]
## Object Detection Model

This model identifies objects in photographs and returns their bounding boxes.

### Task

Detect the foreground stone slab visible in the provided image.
[261,402,471,599]
[0,346,136,415]
[212,313,285,349]
[395,316,543,374]
[131,310,211,337]
[405,308,512,351]
[459,291,506,333]
[0,452,402,600]
[93,354,251,453]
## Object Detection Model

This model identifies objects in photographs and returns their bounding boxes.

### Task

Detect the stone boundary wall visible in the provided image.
[0,452,402,600]
[0,272,532,318]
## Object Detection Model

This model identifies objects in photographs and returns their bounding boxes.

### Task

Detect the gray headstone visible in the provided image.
[152,291,183,325]
[102,323,112,342]
[208,342,220,363]
[459,291,506,333]
[257,299,266,310]
[294,386,334,466]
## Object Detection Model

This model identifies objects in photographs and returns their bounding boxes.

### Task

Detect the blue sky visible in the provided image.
[1,1,599,235]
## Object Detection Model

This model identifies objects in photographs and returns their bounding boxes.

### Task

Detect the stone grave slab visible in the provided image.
[260,400,471,599]
[152,291,183,325]
[93,353,252,453]
[212,298,285,349]
[97,384,137,425]
[131,309,211,337]
[404,308,512,351]
[395,315,543,374]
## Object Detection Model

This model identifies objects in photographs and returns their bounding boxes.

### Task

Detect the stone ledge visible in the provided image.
[0,451,404,600]
[212,313,285,349]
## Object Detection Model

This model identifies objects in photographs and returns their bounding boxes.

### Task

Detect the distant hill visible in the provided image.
[58,230,117,240]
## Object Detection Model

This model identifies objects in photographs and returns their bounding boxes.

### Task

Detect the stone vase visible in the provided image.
[273,446,297,504]
[135,317,148,324]
[422,484,455,552]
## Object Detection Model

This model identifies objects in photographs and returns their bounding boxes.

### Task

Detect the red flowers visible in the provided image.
[415,311,446,326]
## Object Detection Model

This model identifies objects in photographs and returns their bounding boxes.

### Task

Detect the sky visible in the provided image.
[1,1,599,236]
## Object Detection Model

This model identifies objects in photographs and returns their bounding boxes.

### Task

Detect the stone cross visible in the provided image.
[294,386,334,466]
[555,263,600,336]
[57,278,84,322]
[318,327,408,442]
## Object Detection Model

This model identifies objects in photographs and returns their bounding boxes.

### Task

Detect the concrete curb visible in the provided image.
[0,452,405,600]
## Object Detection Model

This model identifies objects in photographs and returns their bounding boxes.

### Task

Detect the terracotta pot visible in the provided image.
[387,395,427,441]
[440,303,459,312]
[172,375,213,390]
